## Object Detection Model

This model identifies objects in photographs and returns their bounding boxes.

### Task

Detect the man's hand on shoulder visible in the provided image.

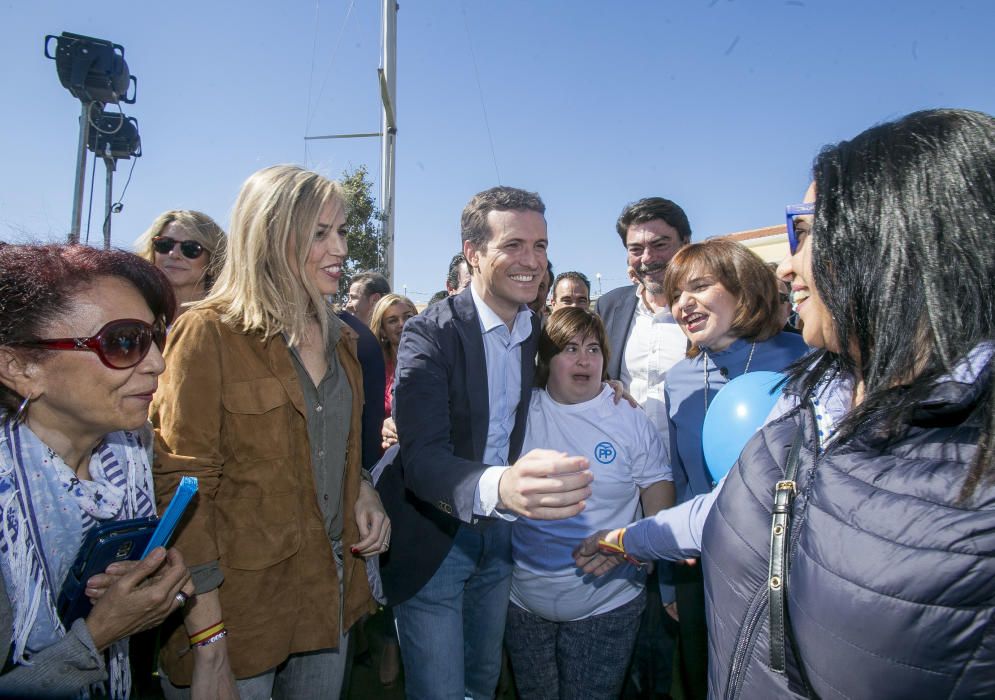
[497,449,592,520]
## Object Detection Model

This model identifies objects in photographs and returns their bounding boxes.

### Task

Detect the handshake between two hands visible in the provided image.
[495,449,642,578]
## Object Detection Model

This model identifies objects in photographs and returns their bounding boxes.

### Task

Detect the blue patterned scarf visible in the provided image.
[0,417,156,698]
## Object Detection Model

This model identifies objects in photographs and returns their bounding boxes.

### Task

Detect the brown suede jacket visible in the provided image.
[151,306,374,684]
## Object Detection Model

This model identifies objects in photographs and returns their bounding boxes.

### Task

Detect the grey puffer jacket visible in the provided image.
[702,365,995,699]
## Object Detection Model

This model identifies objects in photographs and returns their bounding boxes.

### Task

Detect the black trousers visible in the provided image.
[674,563,709,700]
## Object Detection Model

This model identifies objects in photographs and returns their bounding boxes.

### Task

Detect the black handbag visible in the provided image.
[57,516,158,625]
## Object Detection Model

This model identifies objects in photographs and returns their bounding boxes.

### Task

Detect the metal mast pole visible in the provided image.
[379,0,398,286]
[68,101,92,244]
[102,155,116,249]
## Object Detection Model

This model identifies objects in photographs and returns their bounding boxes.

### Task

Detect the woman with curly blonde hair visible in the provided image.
[135,210,226,312]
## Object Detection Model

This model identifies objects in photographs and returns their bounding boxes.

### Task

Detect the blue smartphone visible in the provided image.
[141,476,198,558]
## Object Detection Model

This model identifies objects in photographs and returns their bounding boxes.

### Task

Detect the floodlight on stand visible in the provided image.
[45,31,139,244]
[85,111,141,249]
[87,112,142,160]
[44,32,136,105]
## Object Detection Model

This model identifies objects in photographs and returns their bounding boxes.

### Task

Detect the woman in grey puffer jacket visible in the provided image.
[575,108,995,699]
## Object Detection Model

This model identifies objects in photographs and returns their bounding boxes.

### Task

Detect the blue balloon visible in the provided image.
[702,371,786,483]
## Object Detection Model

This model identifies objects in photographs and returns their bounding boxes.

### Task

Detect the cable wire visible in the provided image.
[460,1,502,184]
[100,156,138,236]
[305,0,356,137]
[304,0,322,166]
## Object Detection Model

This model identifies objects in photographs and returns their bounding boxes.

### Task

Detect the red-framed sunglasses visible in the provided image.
[14,318,167,369]
[152,236,205,259]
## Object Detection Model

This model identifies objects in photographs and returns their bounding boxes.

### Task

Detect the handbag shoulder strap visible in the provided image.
[768,417,804,674]
[768,407,821,699]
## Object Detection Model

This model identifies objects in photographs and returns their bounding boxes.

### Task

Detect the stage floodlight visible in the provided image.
[44,32,136,105]
[86,111,142,160]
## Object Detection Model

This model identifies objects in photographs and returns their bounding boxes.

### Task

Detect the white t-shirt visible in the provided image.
[510,386,672,621]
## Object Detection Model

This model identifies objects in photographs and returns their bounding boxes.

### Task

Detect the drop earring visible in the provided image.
[12,394,30,424]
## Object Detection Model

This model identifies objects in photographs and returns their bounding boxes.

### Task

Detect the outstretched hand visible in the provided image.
[573,528,625,576]
[498,448,592,520]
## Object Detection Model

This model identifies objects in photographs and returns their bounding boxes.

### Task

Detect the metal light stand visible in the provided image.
[87,112,141,248]
[69,101,97,244]
[100,149,116,249]
[45,32,136,246]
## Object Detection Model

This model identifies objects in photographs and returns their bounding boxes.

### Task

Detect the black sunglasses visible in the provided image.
[14,318,167,369]
[152,236,205,259]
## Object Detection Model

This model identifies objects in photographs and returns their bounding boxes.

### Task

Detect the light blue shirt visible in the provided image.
[471,285,534,466]
[470,285,534,517]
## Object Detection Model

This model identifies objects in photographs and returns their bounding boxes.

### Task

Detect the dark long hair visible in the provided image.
[790,108,995,500]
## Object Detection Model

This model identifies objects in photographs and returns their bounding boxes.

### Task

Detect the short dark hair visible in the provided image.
[552,271,591,295]
[615,197,692,246]
[461,186,546,251]
[536,307,611,388]
[351,270,391,298]
[0,244,176,412]
[446,253,467,290]
[428,290,449,306]
[663,239,782,357]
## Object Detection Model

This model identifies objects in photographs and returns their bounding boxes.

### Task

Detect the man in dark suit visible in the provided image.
[377,186,592,700]
[337,311,386,471]
[594,196,692,699]
[595,197,691,421]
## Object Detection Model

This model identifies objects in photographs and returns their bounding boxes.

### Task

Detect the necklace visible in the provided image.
[703,341,757,412]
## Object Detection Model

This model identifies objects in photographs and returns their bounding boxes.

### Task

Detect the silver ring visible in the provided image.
[174,591,189,606]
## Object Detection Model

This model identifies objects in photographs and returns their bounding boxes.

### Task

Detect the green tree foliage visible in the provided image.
[338,165,388,303]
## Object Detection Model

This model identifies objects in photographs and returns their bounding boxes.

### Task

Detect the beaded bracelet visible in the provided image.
[189,621,225,646]
[192,629,228,649]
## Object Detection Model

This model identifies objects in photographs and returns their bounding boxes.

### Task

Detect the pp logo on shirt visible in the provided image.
[594,441,617,464]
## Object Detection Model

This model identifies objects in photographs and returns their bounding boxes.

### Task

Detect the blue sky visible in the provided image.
[3,1,994,302]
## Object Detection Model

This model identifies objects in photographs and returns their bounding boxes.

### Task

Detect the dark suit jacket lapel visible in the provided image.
[606,286,640,380]
[452,290,490,462]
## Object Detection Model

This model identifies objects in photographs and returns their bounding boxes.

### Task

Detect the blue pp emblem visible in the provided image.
[594,442,616,464]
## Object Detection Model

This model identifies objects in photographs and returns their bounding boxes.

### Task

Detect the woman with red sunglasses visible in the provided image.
[135,210,227,314]
[0,244,193,697]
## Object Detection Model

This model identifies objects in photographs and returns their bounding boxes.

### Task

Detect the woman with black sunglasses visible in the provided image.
[0,244,193,698]
[136,210,227,314]
[576,109,995,698]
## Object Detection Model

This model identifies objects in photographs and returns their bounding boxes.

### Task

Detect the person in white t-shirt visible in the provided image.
[505,307,675,700]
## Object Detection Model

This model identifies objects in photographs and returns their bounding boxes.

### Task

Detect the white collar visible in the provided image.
[470,284,533,341]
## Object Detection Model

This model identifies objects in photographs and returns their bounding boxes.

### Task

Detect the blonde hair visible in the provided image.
[197,165,346,345]
[134,209,227,290]
[369,293,417,364]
